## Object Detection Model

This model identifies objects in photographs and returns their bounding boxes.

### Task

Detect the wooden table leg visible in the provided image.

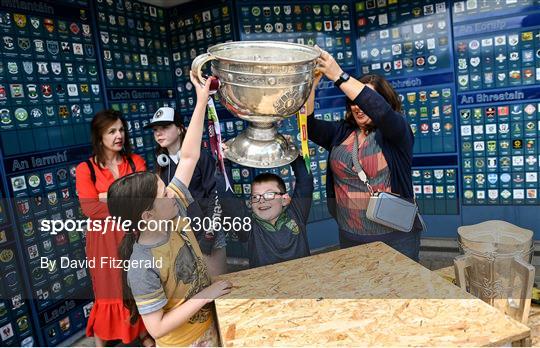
[512,335,532,347]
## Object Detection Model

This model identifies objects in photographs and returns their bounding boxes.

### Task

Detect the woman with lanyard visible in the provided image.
[306,48,423,261]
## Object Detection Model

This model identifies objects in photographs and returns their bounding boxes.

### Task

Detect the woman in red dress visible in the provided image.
[76,110,153,346]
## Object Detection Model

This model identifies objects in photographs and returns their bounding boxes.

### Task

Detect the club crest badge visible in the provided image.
[106,69,114,81]
[58,105,69,118]
[71,104,81,117]
[30,108,42,119]
[13,14,26,28]
[73,43,83,55]
[46,40,59,55]
[84,44,94,57]
[88,65,97,76]
[57,20,67,33]
[69,22,80,35]
[3,36,14,50]
[100,32,109,44]
[22,221,35,237]
[44,18,54,33]
[61,188,70,201]
[103,50,112,61]
[16,199,30,215]
[0,109,12,125]
[26,85,38,99]
[10,84,24,98]
[30,17,40,30]
[45,106,54,116]
[83,104,93,114]
[42,239,52,253]
[60,41,71,54]
[41,84,52,98]
[51,62,61,75]
[18,37,30,51]
[7,62,18,74]
[82,24,91,37]
[14,108,28,122]
[47,192,58,206]
[37,62,49,75]
[65,63,74,76]
[55,84,65,96]
[22,61,33,74]
[67,84,78,96]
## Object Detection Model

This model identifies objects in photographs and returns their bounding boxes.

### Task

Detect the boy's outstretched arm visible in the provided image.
[290,155,314,224]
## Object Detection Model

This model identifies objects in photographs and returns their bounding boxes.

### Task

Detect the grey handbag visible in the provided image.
[352,131,419,233]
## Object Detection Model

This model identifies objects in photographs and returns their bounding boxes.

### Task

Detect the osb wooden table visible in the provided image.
[435,265,537,346]
[215,242,530,346]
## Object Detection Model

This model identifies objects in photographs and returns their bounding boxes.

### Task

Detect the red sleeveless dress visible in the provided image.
[75,154,147,342]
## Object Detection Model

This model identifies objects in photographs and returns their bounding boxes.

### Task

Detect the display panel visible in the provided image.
[0,0,102,344]
[453,1,540,205]
[0,4,104,157]
[354,0,458,157]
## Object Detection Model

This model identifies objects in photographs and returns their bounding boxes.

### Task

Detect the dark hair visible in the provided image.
[344,74,403,129]
[90,110,132,166]
[252,173,286,193]
[107,172,159,325]
[154,112,186,176]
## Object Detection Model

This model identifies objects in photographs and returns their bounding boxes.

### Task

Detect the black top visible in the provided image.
[308,86,415,216]
[159,150,221,254]
[307,86,423,237]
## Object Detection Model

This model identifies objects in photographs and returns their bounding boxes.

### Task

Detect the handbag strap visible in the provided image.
[352,130,375,195]
[352,131,424,231]
[353,130,419,205]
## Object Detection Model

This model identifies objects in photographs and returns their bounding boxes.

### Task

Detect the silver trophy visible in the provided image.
[191,41,320,168]
[454,220,535,323]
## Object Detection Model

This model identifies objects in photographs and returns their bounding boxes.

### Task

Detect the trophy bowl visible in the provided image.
[191,41,320,168]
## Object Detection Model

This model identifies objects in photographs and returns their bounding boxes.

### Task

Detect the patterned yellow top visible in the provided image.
[127,177,212,346]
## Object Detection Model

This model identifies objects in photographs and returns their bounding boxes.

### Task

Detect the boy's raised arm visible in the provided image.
[290,155,314,224]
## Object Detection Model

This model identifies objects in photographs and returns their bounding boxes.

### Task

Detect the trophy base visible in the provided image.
[224,123,298,168]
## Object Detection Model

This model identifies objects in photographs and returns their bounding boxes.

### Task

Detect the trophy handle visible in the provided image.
[512,257,535,323]
[313,45,323,71]
[191,53,217,86]
[453,254,472,290]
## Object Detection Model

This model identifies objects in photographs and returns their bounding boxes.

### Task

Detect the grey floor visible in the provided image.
[72,242,458,347]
